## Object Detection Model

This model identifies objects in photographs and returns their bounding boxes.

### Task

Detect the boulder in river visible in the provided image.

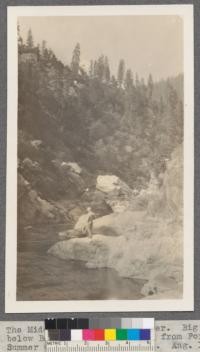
[96,175,133,213]
[49,209,182,298]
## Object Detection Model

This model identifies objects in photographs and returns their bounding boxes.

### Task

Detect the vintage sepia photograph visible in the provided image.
[6,5,194,312]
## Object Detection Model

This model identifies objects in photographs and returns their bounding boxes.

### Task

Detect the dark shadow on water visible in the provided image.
[17,226,145,301]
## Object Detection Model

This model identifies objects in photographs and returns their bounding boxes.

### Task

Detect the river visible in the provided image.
[17,224,144,301]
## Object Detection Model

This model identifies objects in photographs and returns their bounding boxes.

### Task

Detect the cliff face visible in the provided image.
[146,144,183,218]
[163,144,183,217]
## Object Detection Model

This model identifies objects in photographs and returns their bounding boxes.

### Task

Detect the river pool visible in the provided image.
[17,225,145,301]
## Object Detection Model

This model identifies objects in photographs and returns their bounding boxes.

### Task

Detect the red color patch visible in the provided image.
[94,329,105,341]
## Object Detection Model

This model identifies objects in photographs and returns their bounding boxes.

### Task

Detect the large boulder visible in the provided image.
[93,211,143,237]
[96,175,133,213]
[96,175,130,194]
[49,209,182,298]
[48,235,115,268]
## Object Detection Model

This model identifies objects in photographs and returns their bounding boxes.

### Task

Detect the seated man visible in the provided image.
[74,207,95,238]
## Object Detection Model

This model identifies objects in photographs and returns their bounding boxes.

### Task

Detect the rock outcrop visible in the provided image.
[49,213,182,298]
[49,145,183,298]
[96,175,133,213]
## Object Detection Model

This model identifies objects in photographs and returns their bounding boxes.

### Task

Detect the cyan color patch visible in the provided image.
[127,329,140,340]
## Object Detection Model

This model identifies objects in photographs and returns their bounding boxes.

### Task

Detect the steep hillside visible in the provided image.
[17,39,183,231]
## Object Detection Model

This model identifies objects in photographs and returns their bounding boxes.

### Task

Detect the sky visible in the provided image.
[19,15,183,82]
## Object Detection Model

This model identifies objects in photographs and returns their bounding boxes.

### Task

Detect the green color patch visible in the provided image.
[116,329,127,340]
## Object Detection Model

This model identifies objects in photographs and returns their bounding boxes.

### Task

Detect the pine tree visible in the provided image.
[117,59,125,87]
[97,55,105,81]
[104,56,110,82]
[147,73,154,100]
[41,40,46,57]
[26,28,34,48]
[168,84,178,112]
[125,69,133,90]
[71,43,80,75]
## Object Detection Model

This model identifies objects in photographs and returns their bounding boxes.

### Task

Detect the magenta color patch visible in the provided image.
[83,329,95,341]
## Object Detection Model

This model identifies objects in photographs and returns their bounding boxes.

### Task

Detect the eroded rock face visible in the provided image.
[162,145,183,218]
[133,144,183,219]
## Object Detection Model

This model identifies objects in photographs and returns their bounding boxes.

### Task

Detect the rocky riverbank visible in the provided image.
[48,146,183,299]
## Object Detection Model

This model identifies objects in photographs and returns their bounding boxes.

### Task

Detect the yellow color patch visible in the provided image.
[105,329,116,341]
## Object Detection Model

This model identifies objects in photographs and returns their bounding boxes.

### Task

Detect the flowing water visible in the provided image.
[17,224,144,301]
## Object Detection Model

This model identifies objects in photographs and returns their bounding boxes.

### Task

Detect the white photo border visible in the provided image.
[6,4,194,313]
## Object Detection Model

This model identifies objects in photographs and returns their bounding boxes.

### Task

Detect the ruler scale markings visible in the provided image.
[46,342,154,352]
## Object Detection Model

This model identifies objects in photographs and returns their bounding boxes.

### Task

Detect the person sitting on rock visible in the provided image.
[85,207,95,238]
[74,207,95,238]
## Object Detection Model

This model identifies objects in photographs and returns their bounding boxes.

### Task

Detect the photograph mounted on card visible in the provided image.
[6,5,194,312]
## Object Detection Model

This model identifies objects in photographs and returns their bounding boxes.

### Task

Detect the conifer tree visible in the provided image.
[125,69,133,90]
[26,29,34,48]
[117,59,125,87]
[41,40,46,57]
[97,55,105,81]
[71,43,80,75]
[104,56,110,82]
[147,73,154,99]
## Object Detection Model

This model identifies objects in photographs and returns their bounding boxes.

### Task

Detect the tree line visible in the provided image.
[18,26,157,94]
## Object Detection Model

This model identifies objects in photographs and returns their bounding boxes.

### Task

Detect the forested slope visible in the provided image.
[17,29,183,229]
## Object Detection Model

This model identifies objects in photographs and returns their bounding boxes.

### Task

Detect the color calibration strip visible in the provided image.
[46,328,151,341]
[45,318,154,342]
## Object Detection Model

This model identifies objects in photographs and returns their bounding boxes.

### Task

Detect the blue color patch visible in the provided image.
[140,329,151,340]
[127,329,140,340]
